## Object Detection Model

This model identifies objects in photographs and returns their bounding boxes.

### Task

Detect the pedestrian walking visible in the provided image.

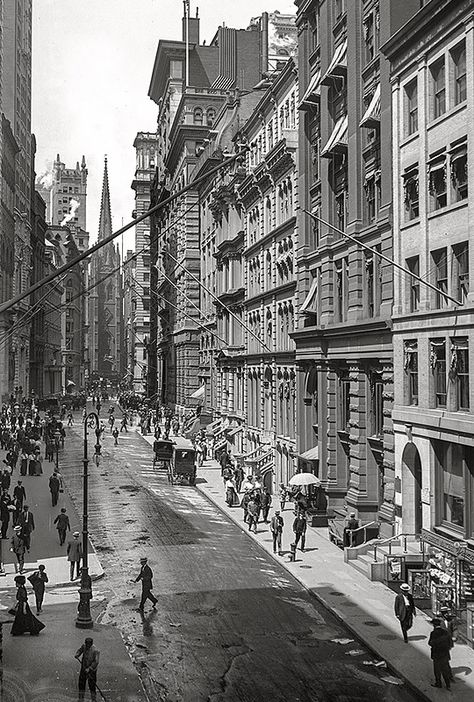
[292,512,307,552]
[261,487,272,523]
[67,412,74,426]
[49,472,60,506]
[18,504,35,551]
[10,526,26,572]
[1,468,11,491]
[10,575,45,636]
[394,583,416,643]
[225,477,239,507]
[67,531,83,580]
[134,557,158,611]
[428,618,454,690]
[247,496,259,533]
[75,637,100,702]
[241,491,250,523]
[13,480,26,509]
[120,414,128,432]
[270,510,284,554]
[34,448,43,475]
[0,489,13,538]
[112,427,119,445]
[279,483,287,511]
[233,465,244,493]
[241,474,254,493]
[28,564,48,613]
[53,507,71,546]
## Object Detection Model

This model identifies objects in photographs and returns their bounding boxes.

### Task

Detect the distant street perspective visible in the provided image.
[1,0,474,701]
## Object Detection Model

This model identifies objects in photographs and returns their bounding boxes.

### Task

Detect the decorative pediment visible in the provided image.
[209,183,237,223]
[236,173,260,210]
[265,138,295,182]
[253,162,272,193]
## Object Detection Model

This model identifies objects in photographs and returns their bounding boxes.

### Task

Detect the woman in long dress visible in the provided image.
[34,450,43,476]
[225,478,240,507]
[10,575,45,636]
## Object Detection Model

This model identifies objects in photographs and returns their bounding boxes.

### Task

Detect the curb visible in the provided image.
[195,479,432,702]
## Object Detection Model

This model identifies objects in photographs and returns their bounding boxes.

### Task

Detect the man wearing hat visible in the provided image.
[10,525,26,573]
[270,510,284,554]
[54,507,71,545]
[428,618,453,689]
[134,557,158,611]
[75,637,100,701]
[394,583,416,643]
[67,531,83,581]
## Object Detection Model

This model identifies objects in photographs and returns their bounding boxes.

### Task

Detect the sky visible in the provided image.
[32,0,296,253]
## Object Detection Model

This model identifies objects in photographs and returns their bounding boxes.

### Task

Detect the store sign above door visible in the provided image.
[421,529,474,565]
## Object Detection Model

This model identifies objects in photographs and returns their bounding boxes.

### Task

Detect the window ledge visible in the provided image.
[400,218,420,231]
[427,199,468,220]
[427,100,467,131]
[400,131,419,148]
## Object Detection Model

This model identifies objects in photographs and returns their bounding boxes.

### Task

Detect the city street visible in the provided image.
[58,419,420,702]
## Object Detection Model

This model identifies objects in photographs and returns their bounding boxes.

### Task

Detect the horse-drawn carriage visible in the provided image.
[153,437,197,485]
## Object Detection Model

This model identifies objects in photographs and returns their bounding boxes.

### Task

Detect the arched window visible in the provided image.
[206,107,216,126]
[193,107,203,125]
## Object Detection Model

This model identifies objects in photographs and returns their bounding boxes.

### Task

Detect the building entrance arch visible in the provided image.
[401,442,422,533]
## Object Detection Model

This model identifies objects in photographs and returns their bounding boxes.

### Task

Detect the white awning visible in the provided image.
[321,115,348,158]
[245,450,273,464]
[359,84,381,129]
[227,426,243,438]
[321,40,347,85]
[298,70,321,110]
[298,446,319,461]
[190,384,205,400]
[300,277,318,314]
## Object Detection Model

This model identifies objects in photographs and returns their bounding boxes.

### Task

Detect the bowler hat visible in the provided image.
[140,557,148,563]
[400,583,410,591]
[73,531,80,537]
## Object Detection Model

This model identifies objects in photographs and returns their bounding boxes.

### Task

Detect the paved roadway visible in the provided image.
[60,417,421,702]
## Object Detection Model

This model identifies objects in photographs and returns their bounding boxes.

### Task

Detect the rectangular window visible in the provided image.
[453,242,469,303]
[364,175,376,222]
[406,256,420,312]
[335,191,346,232]
[428,158,447,210]
[335,0,345,20]
[451,339,469,411]
[451,145,468,202]
[430,57,446,118]
[404,341,418,406]
[405,79,418,136]
[434,440,465,531]
[339,376,351,430]
[334,258,348,323]
[403,167,419,221]
[370,373,384,438]
[432,248,448,308]
[451,41,466,105]
[363,13,374,64]
[431,339,447,407]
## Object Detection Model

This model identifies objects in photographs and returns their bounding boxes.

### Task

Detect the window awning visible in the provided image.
[298,446,319,461]
[300,277,318,314]
[206,419,222,436]
[245,450,273,464]
[298,70,321,110]
[359,84,381,129]
[214,438,227,451]
[190,384,205,400]
[321,115,348,158]
[321,40,347,85]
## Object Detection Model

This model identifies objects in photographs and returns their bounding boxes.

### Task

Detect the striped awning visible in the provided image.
[321,40,347,85]
[321,115,348,158]
[245,450,273,464]
[298,70,321,110]
[360,84,381,129]
[298,446,319,461]
[300,277,318,314]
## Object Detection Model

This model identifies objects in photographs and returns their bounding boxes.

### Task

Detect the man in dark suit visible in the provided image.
[18,504,35,551]
[428,618,453,689]
[48,472,60,507]
[134,557,158,611]
[13,480,26,510]
[394,583,416,642]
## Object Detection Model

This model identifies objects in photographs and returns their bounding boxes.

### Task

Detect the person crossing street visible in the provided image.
[134,557,158,611]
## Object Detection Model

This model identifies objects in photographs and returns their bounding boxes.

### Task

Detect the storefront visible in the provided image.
[419,530,474,646]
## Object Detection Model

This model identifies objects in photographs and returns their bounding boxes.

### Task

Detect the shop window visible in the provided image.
[403,167,419,221]
[451,145,468,202]
[451,41,466,106]
[428,158,447,210]
[432,248,448,309]
[434,440,468,531]
[404,341,418,406]
[430,57,446,119]
[431,339,447,407]
[453,242,469,304]
[406,256,420,312]
[451,339,469,411]
[405,79,418,136]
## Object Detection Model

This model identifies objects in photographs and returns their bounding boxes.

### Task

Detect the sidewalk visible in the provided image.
[0,435,103,588]
[162,443,473,702]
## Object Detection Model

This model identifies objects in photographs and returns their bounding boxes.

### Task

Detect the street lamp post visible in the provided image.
[75,411,101,629]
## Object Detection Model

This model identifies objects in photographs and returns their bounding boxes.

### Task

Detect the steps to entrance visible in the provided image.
[346,537,425,582]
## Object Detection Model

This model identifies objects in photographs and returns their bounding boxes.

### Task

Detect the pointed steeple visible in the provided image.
[98,155,112,243]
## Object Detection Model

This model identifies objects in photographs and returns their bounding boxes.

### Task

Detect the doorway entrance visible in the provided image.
[401,442,422,533]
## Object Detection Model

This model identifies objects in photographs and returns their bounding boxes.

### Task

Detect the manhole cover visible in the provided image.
[363,621,380,627]
[330,591,344,596]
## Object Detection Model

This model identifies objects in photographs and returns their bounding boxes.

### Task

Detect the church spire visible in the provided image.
[98,155,112,242]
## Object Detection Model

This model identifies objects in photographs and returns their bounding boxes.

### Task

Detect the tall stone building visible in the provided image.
[148,5,286,414]
[37,154,88,230]
[131,132,158,394]
[3,0,33,399]
[88,158,123,385]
